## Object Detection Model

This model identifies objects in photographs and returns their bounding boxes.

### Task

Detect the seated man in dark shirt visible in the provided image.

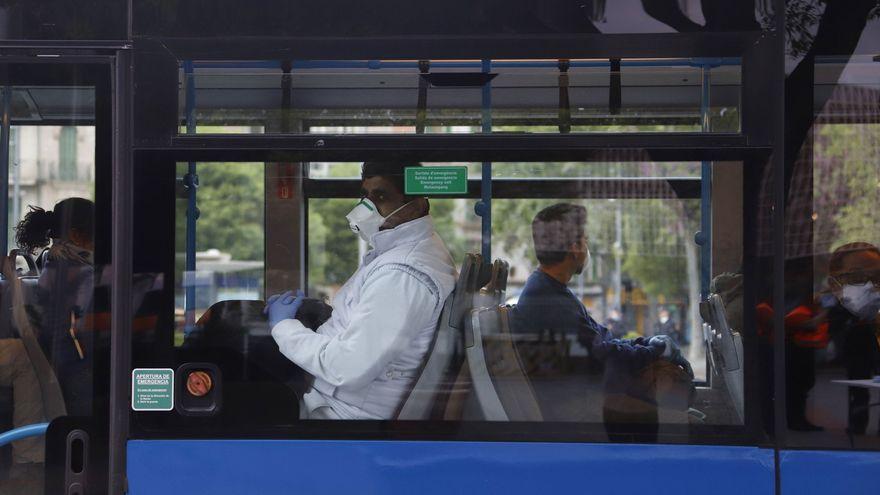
[511,203,692,439]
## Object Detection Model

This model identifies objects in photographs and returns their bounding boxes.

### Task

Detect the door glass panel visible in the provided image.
[0,79,100,492]
[784,51,880,450]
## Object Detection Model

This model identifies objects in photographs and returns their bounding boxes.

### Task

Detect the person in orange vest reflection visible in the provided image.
[755,257,829,432]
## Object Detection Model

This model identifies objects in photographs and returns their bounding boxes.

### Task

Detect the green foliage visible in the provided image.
[815,123,880,250]
[308,199,359,287]
[176,162,265,261]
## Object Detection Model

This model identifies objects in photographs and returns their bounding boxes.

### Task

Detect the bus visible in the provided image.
[0,1,878,494]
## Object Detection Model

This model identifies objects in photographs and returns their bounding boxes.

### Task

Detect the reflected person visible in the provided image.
[265,162,456,420]
[15,198,95,416]
[828,242,880,435]
[510,203,693,438]
[653,308,682,344]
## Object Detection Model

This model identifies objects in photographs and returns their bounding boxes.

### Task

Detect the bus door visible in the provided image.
[0,56,119,495]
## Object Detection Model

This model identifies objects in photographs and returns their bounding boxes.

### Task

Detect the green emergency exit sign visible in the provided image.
[405,166,468,195]
[131,368,174,411]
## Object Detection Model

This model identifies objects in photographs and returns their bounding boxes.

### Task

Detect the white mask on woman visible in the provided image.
[839,282,880,320]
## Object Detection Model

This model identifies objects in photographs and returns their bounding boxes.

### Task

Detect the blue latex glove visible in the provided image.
[264,290,305,329]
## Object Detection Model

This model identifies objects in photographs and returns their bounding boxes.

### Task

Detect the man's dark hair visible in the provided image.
[531,203,587,266]
[361,161,423,198]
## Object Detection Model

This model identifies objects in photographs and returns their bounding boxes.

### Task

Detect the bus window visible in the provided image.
[178,59,741,135]
[781,54,880,451]
[154,157,748,437]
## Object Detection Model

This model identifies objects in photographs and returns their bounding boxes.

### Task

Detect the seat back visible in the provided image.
[396,254,483,420]
[183,299,304,383]
[704,293,744,423]
[473,259,509,310]
[0,272,67,422]
[465,305,543,421]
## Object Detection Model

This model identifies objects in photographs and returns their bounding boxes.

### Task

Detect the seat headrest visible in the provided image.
[449,253,484,329]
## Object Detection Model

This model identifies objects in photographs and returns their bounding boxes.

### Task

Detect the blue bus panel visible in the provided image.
[780,450,880,495]
[128,440,774,495]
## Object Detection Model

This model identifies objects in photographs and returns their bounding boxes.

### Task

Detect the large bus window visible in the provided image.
[178,59,741,135]
[157,158,749,439]
[782,53,880,451]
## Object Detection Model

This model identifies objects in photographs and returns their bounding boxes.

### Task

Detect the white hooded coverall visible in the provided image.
[271,216,456,419]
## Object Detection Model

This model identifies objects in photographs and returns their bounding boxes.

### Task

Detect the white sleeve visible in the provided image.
[271,266,439,390]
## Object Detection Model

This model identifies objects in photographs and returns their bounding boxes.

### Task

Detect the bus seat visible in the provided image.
[705,293,744,423]
[0,271,67,477]
[473,259,509,309]
[18,277,40,307]
[395,294,459,420]
[179,300,304,421]
[465,305,543,421]
[183,300,303,383]
[449,253,485,332]
[396,254,482,420]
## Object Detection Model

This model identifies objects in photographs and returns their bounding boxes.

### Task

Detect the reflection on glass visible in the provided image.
[783,23,880,448]
[179,59,741,135]
[1,85,97,491]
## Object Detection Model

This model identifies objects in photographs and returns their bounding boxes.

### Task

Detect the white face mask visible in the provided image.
[345,198,411,245]
[659,316,669,324]
[839,282,880,320]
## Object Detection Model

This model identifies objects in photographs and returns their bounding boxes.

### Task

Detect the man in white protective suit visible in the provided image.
[266,162,456,420]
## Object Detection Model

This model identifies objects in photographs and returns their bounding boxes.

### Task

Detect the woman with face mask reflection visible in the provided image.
[828,242,880,436]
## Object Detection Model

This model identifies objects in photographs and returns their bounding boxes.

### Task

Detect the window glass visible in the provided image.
[174,162,265,342]
[784,104,880,449]
[7,125,95,252]
[178,59,740,135]
[158,158,748,440]
[58,127,78,181]
[1,83,99,490]
[781,14,880,448]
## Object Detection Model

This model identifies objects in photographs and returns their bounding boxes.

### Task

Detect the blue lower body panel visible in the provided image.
[780,450,880,495]
[128,440,774,495]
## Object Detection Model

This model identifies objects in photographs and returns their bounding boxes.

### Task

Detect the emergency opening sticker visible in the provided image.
[131,368,174,411]
[405,166,468,195]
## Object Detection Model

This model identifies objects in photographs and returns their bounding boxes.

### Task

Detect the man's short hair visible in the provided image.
[532,203,587,266]
[361,161,423,198]
[829,242,880,273]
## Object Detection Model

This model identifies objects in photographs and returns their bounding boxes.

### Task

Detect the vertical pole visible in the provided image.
[183,61,198,334]
[771,0,788,462]
[613,202,622,311]
[699,63,712,299]
[0,86,10,253]
[109,49,133,495]
[11,128,19,237]
[479,59,492,261]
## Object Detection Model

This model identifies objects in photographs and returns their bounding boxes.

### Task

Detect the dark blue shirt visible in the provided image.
[511,270,661,394]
